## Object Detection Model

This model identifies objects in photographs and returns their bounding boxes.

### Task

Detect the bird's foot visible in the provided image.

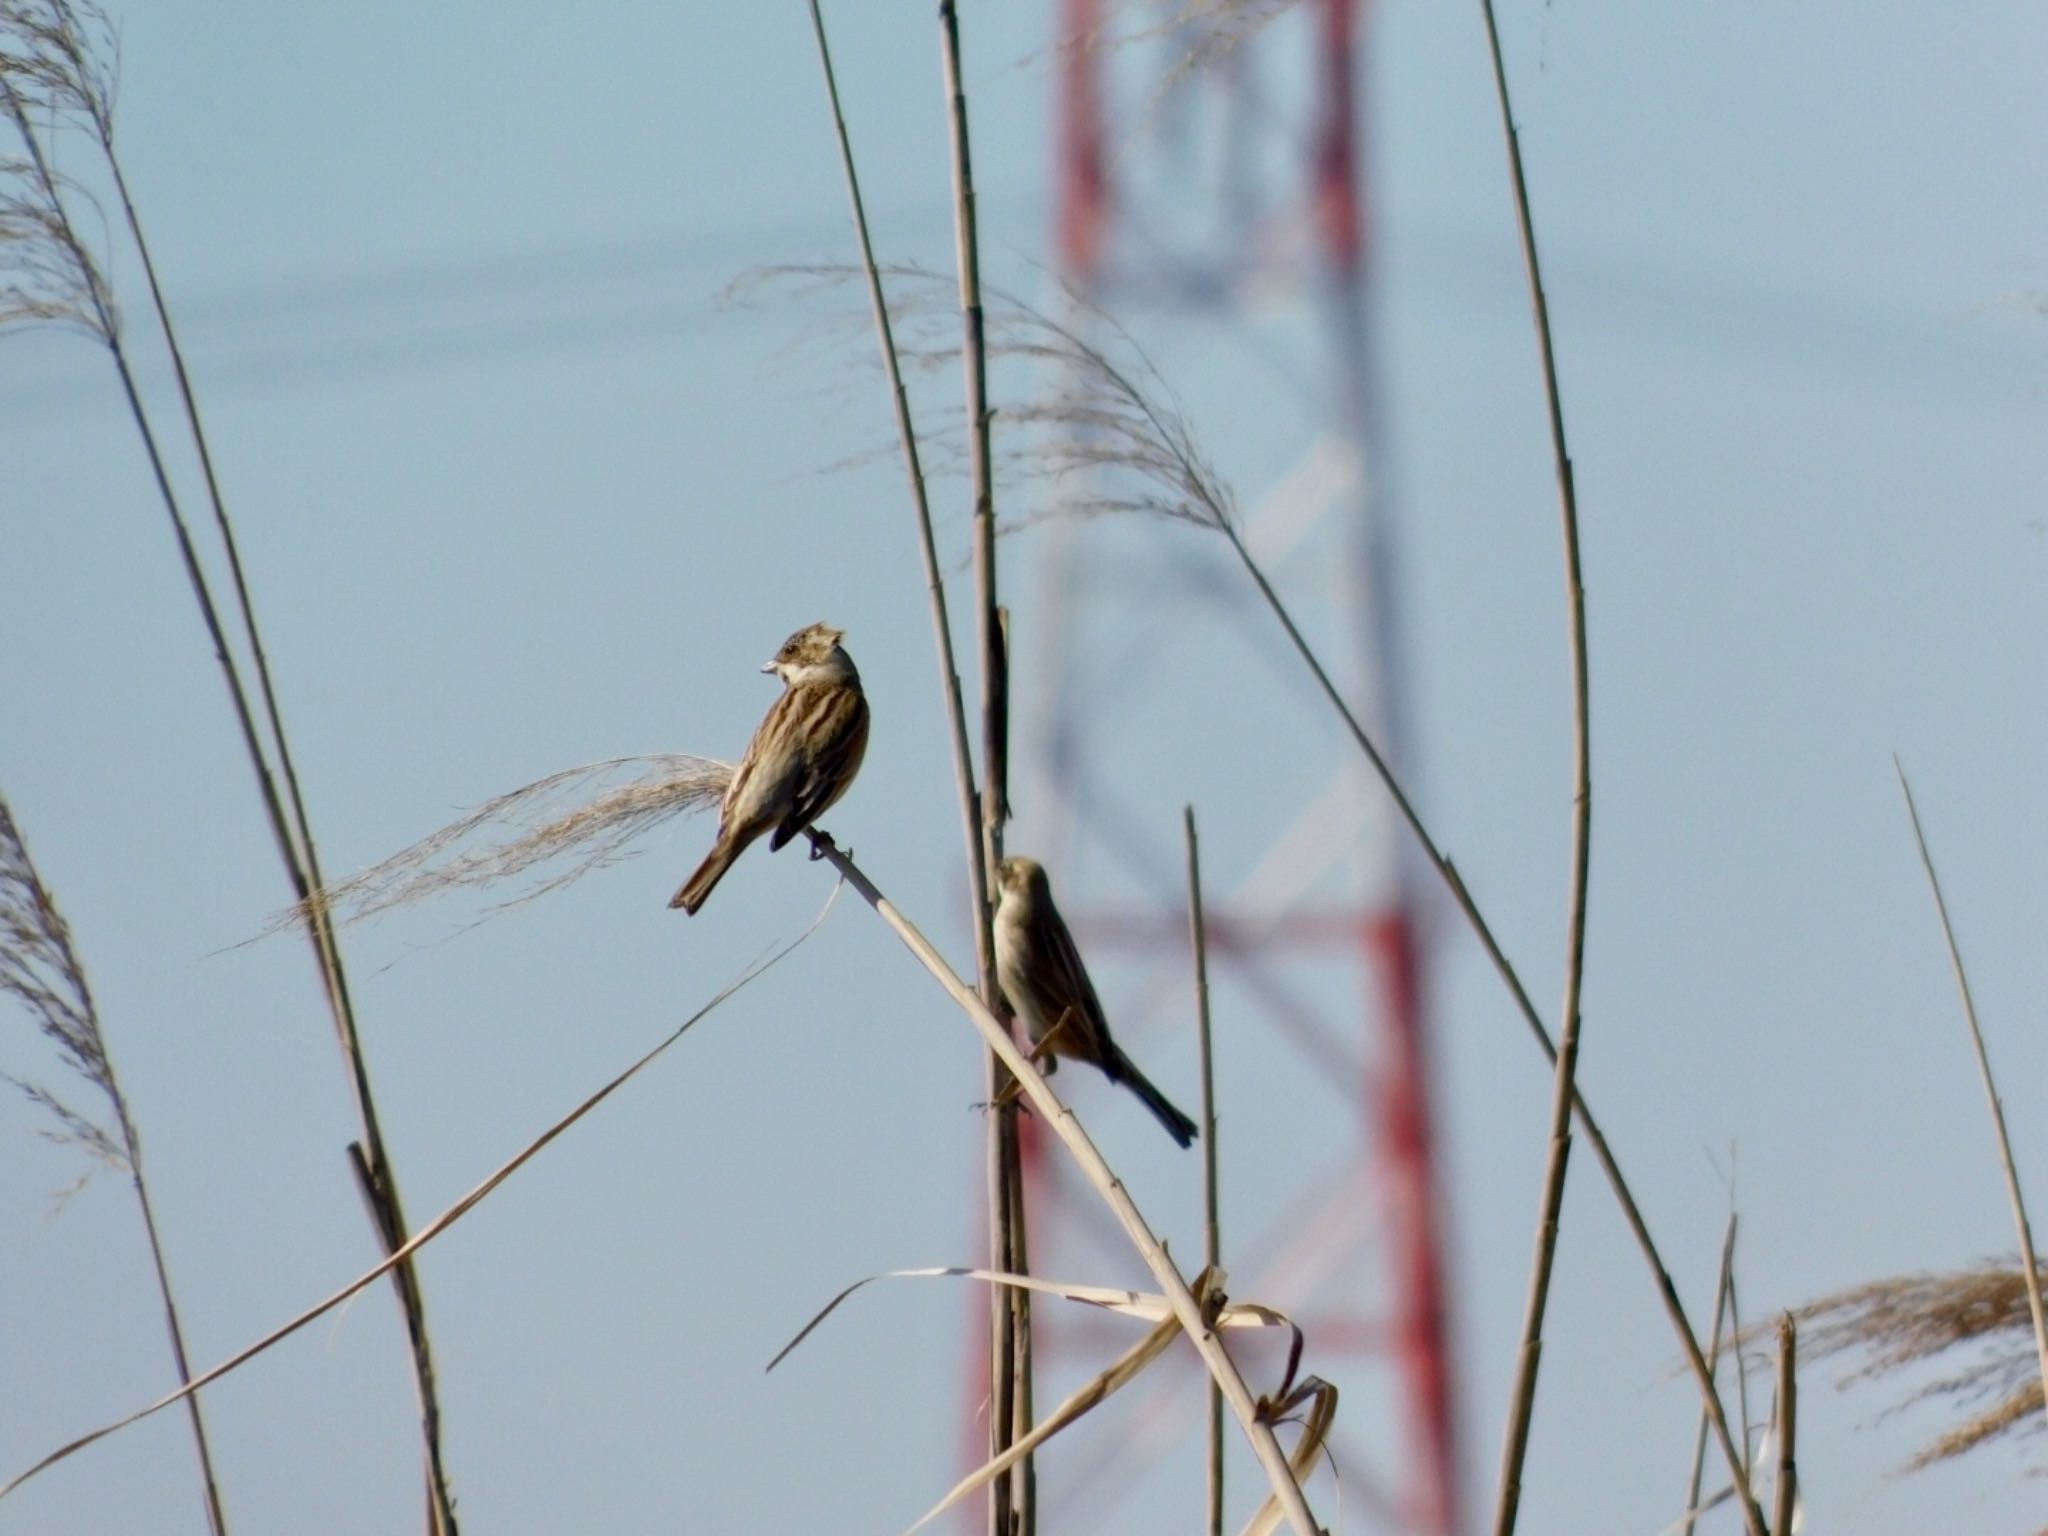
[977,1089,1038,1123]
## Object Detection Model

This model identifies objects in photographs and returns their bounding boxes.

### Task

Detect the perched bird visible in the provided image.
[993,856,1199,1148]
[671,622,869,915]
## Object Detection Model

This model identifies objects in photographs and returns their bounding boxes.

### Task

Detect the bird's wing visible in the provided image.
[721,688,808,833]
[775,685,869,844]
[1041,899,1117,1069]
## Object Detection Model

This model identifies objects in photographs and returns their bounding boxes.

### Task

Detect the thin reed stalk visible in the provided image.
[1185,806,1224,1536]
[1,35,457,1525]
[1006,1121,1036,1534]
[1725,1212,1754,1480]
[800,0,986,984]
[1681,1213,1739,1536]
[0,796,230,1536]
[1896,763,2048,1412]
[1771,1316,1796,1536]
[937,6,1028,1530]
[804,832,1324,1536]
[1471,4,1598,1533]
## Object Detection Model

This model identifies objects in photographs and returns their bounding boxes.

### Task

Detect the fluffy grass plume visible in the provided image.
[0,794,125,1179]
[276,755,732,934]
[1781,1264,2046,1472]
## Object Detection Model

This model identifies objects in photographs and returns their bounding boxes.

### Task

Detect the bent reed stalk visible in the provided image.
[1468,3,1607,1534]
[805,831,1325,1536]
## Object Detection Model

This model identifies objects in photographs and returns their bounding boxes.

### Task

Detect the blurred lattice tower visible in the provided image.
[989,2,1461,1532]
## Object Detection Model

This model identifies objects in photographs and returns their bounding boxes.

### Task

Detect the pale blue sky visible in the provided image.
[3,2,2046,1533]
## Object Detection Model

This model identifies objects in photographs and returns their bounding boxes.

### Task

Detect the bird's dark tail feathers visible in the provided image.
[671,834,744,915]
[1111,1051,1199,1149]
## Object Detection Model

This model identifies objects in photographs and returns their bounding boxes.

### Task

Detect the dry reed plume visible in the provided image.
[1,798,125,1180]
[272,755,731,936]
[0,164,102,333]
[730,262,1235,538]
[1781,1264,2047,1474]
[1,0,114,336]
[0,793,232,1535]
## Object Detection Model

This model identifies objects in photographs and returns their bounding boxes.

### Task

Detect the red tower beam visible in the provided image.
[1001,3,1463,1532]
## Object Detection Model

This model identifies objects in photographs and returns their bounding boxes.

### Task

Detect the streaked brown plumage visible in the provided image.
[671,623,869,915]
[993,856,1199,1148]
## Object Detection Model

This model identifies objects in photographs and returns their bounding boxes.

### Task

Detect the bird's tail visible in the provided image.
[1111,1051,1199,1149]
[671,834,745,915]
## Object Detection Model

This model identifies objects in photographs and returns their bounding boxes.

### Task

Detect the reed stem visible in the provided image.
[1472,3,1598,1530]
[1186,807,1225,1536]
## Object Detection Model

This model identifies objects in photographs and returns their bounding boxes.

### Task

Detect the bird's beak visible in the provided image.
[760,660,778,674]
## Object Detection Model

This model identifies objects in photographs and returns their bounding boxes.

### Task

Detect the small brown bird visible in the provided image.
[993,856,1199,1148]
[671,622,869,915]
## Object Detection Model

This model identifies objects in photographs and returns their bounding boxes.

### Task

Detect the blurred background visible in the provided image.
[2,1,2045,1532]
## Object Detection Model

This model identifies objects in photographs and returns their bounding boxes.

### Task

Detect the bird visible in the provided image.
[992,855,1199,1148]
[670,622,869,915]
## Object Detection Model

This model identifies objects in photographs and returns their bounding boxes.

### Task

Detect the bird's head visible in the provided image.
[995,856,1051,913]
[763,622,856,685]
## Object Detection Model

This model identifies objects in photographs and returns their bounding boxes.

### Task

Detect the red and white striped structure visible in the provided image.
[987,3,1461,1531]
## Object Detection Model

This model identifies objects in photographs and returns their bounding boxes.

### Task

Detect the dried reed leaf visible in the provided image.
[271,754,731,936]
[767,1263,1296,1374]
[1648,1484,1737,1536]
[776,1263,1314,1535]
[905,1306,1187,1535]
[1238,1375,1337,1536]
[1749,1421,1804,1534]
